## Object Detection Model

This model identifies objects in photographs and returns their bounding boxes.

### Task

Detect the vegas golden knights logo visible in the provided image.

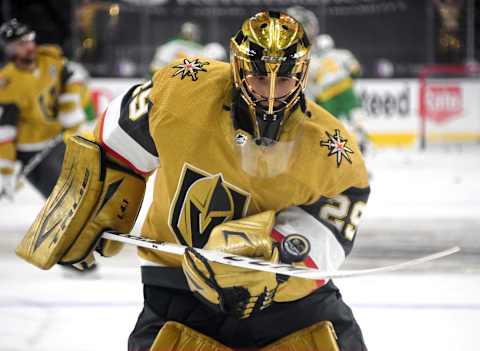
[169,164,250,248]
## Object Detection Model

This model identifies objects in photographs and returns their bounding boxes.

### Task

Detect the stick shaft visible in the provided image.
[18,134,64,181]
[101,231,460,280]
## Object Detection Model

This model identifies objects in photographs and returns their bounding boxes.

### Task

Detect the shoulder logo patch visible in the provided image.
[320,129,354,167]
[172,58,209,81]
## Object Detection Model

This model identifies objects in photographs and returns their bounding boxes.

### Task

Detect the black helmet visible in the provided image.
[0,19,35,44]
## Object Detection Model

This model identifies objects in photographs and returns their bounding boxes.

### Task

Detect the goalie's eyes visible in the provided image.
[245,75,297,99]
[251,75,292,82]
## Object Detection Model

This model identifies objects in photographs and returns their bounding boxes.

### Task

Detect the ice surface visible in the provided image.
[1,146,479,351]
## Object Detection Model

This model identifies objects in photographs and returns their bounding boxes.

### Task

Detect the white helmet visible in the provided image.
[180,22,200,42]
[316,34,334,53]
[286,6,319,42]
[202,42,226,61]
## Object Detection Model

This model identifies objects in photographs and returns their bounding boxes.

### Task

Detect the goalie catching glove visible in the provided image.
[16,136,146,269]
[182,211,280,319]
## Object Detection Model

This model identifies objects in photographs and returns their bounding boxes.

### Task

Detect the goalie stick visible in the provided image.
[101,231,460,280]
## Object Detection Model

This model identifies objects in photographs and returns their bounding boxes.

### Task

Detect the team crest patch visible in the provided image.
[169,163,250,248]
[172,58,209,81]
[320,129,354,167]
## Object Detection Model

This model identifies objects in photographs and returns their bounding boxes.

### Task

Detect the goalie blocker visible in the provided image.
[16,136,146,269]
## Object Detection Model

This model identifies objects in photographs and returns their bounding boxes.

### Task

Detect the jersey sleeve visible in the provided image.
[0,88,20,168]
[272,185,370,272]
[57,61,89,128]
[342,50,361,77]
[96,81,159,176]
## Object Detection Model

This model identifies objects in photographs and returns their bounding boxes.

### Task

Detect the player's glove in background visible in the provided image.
[0,166,17,201]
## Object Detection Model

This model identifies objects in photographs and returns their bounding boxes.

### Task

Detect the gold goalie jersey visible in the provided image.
[97,58,370,277]
[0,45,87,167]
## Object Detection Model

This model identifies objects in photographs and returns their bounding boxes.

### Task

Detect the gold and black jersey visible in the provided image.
[0,45,87,167]
[97,58,370,269]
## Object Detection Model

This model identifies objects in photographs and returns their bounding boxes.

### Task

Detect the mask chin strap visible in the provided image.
[254,107,285,146]
[230,87,285,144]
[253,92,310,146]
[231,88,255,136]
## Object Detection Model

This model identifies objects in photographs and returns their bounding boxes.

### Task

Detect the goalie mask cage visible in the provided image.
[419,64,480,149]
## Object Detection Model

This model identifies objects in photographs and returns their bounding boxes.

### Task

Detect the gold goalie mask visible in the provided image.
[230,11,312,177]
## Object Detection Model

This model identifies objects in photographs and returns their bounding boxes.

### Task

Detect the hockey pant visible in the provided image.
[128,279,367,351]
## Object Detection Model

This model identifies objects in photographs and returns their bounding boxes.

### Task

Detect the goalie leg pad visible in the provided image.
[16,136,146,269]
[260,321,340,351]
[149,321,233,351]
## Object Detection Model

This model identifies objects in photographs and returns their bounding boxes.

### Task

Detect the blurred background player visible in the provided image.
[285,6,322,103]
[0,18,94,202]
[202,41,227,61]
[286,7,370,154]
[149,21,204,74]
[65,60,97,123]
[312,33,370,153]
[0,18,99,275]
[285,6,320,60]
[311,34,362,123]
[149,21,227,76]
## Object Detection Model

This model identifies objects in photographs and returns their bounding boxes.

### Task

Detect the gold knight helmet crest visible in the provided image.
[169,164,250,248]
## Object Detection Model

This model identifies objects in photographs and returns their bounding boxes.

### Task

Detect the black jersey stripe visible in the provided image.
[118,83,158,157]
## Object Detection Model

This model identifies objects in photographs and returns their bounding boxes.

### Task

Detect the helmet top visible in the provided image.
[180,22,200,42]
[316,34,335,53]
[0,19,35,44]
[232,11,310,62]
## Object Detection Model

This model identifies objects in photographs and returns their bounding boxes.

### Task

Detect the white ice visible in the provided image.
[1,145,479,351]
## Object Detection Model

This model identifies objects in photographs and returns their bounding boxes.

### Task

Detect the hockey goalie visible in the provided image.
[16,11,370,351]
